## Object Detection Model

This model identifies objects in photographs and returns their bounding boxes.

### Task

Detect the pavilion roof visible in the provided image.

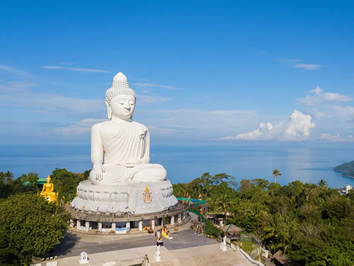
[272,250,290,265]
[221,224,243,234]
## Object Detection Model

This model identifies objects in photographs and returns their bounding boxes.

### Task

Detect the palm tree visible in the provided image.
[272,169,282,183]
[318,179,327,187]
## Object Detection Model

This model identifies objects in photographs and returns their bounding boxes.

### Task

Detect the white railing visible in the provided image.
[237,246,264,266]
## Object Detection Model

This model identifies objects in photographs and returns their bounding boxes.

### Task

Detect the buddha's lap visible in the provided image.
[89,163,166,184]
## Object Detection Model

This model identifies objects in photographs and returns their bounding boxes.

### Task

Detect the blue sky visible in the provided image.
[1,0,354,144]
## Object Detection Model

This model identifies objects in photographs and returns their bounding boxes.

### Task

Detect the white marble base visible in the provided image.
[71,180,178,214]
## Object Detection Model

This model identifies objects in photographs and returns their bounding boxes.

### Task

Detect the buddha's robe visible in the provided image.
[89,120,166,185]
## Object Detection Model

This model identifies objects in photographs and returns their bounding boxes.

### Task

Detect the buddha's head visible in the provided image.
[105,72,136,121]
[46,175,51,183]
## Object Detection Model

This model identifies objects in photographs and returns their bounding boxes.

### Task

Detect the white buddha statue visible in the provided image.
[89,72,167,185]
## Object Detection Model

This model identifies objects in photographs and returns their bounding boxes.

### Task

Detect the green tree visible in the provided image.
[0,171,40,198]
[0,171,14,198]
[211,173,232,185]
[318,179,327,187]
[239,179,251,192]
[272,169,282,183]
[172,183,187,197]
[210,181,235,219]
[0,193,69,264]
[51,168,86,202]
[16,172,39,193]
[288,237,329,265]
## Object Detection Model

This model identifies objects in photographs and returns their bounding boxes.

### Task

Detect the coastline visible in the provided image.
[1,144,354,188]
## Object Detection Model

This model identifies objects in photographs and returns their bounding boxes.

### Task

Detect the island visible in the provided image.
[334,160,354,178]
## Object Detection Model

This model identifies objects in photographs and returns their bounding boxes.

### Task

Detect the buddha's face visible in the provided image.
[109,94,136,121]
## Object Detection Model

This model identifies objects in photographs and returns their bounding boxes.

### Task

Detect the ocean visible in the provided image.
[0,143,353,188]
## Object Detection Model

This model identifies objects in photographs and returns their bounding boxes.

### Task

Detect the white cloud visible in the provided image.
[41,65,109,73]
[41,66,65,70]
[299,86,351,106]
[331,105,354,120]
[132,82,176,90]
[0,80,105,114]
[137,109,259,140]
[55,118,105,136]
[223,122,274,140]
[293,64,321,70]
[0,64,31,77]
[56,126,91,136]
[285,110,315,140]
[0,81,39,93]
[277,58,321,71]
[137,94,170,105]
[0,81,170,120]
[147,125,175,136]
[222,110,315,141]
[320,133,354,142]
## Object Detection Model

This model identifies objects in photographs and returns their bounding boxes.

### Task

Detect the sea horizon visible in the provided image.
[0,142,353,189]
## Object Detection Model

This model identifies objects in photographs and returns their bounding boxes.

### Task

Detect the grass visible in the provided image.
[239,241,255,254]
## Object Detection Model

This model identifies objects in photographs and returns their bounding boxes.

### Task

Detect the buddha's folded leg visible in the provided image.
[133,164,167,182]
[89,165,134,185]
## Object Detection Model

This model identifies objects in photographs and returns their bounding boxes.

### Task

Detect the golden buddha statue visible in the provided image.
[40,175,58,203]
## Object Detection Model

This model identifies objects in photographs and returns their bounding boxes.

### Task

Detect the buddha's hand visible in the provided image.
[93,164,105,181]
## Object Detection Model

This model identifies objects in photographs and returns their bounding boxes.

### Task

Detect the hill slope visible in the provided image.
[334,161,354,177]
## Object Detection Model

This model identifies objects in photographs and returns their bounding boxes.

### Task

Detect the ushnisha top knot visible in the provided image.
[105,72,136,105]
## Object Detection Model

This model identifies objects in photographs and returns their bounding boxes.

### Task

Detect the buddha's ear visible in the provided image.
[105,101,112,120]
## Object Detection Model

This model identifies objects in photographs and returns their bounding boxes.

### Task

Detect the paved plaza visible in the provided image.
[57,243,252,266]
[51,213,253,265]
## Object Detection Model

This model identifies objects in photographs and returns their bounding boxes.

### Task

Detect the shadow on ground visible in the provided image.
[45,232,81,258]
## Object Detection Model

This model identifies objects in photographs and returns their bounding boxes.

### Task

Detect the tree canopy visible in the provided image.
[0,171,39,198]
[0,193,70,265]
[174,172,354,265]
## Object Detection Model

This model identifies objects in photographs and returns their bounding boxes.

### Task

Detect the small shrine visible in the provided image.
[40,175,58,203]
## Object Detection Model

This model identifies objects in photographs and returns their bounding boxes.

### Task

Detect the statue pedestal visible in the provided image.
[220,243,227,251]
[71,180,178,214]
[154,246,161,262]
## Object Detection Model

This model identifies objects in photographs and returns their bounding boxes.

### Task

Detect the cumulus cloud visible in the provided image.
[222,122,274,140]
[41,65,109,73]
[222,110,315,141]
[285,110,315,140]
[320,133,354,142]
[299,86,351,106]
